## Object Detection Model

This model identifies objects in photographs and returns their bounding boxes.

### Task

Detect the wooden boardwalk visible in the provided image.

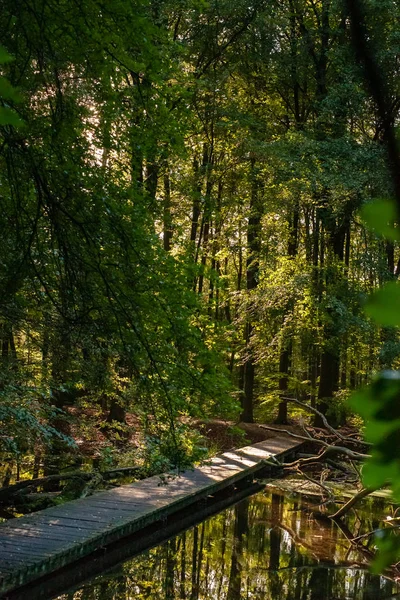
[0,436,301,597]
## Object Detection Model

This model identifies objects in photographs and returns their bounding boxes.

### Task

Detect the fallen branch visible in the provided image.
[296,467,334,499]
[285,445,370,471]
[330,485,383,519]
[324,458,357,478]
[331,517,376,561]
[285,446,370,467]
[281,397,372,447]
[258,424,329,447]
[0,471,92,502]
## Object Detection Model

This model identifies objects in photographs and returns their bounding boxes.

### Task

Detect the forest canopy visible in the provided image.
[0,0,399,499]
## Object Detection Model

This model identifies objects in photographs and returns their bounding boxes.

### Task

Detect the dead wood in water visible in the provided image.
[330,485,386,519]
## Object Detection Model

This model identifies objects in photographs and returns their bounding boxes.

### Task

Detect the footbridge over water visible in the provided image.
[0,436,302,599]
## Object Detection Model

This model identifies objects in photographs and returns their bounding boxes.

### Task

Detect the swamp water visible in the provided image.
[55,489,400,600]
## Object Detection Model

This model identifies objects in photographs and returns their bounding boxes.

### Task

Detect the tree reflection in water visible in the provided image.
[57,490,400,600]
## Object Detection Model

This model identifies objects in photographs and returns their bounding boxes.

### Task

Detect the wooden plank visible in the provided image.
[82,500,153,512]
[0,551,38,564]
[44,507,123,522]
[0,525,83,542]
[0,537,61,552]
[15,516,108,531]
[0,526,82,542]
[0,436,301,595]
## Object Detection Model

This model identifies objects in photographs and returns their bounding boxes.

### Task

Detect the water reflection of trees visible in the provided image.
[61,492,400,600]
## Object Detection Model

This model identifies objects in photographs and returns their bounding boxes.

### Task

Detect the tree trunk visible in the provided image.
[163,170,173,251]
[190,157,202,247]
[275,199,299,424]
[106,399,126,424]
[241,159,262,422]
[276,342,291,424]
[315,348,340,427]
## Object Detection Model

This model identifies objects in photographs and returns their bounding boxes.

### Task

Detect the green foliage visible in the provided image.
[0,45,23,127]
[371,529,400,573]
[0,0,239,469]
[0,0,399,510]
[352,202,400,559]
[361,199,399,241]
[142,424,208,472]
[350,373,400,491]
[352,196,400,571]
[366,281,400,327]
[0,384,76,455]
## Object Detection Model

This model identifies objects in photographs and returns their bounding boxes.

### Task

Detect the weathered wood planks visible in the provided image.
[0,436,301,597]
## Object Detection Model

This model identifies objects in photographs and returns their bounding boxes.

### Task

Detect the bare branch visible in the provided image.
[285,445,370,470]
[297,467,334,498]
[281,397,372,446]
[330,486,383,520]
[258,424,329,446]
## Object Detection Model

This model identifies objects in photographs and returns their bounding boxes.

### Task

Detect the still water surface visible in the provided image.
[56,489,400,600]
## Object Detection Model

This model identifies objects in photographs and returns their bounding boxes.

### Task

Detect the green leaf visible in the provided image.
[362,460,398,488]
[0,107,23,127]
[364,418,400,443]
[372,532,400,573]
[0,77,21,102]
[365,281,400,326]
[0,46,13,64]
[348,389,375,418]
[361,199,399,241]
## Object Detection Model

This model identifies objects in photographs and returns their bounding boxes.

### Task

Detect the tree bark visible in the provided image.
[241,158,262,422]
[163,169,173,251]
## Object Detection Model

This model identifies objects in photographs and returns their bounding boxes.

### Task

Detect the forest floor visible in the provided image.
[66,406,358,460]
[67,406,307,459]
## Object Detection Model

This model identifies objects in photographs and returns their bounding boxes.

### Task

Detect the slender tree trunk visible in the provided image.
[145,158,158,205]
[190,158,202,248]
[163,169,173,251]
[197,217,210,295]
[241,159,262,422]
[276,200,299,424]
[276,343,291,424]
[197,163,213,294]
[314,208,350,427]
